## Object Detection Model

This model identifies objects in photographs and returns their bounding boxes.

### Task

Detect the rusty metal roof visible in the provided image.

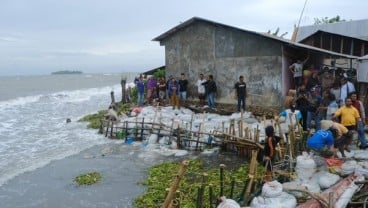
[153,17,358,59]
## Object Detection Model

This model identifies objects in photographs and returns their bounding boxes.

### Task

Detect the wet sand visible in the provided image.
[0,142,170,208]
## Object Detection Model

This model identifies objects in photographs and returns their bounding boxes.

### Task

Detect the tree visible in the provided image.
[313,15,346,25]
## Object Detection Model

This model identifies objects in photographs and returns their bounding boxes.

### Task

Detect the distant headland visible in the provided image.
[51,70,83,75]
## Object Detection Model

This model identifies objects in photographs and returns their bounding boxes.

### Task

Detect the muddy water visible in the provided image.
[0,142,247,208]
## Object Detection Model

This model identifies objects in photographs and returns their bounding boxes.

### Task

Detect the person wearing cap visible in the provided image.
[234,75,247,112]
[306,128,337,158]
[340,76,355,106]
[168,76,180,109]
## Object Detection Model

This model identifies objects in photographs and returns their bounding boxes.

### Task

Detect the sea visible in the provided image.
[0,73,135,187]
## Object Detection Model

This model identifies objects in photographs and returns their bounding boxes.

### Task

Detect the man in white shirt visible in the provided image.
[340,76,355,106]
[196,73,206,107]
[289,54,309,88]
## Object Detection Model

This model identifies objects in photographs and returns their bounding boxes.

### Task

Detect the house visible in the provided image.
[298,30,368,57]
[153,17,357,108]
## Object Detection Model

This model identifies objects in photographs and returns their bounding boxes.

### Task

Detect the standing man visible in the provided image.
[234,75,247,112]
[340,76,355,106]
[350,92,368,149]
[168,76,180,110]
[196,73,206,107]
[289,54,309,88]
[136,77,145,106]
[157,77,167,105]
[178,73,188,106]
[332,97,368,149]
[202,74,217,109]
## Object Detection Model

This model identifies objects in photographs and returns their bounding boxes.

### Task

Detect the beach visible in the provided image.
[0,141,168,208]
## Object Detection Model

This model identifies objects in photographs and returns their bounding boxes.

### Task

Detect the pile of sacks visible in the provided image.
[250,180,297,208]
[282,152,341,197]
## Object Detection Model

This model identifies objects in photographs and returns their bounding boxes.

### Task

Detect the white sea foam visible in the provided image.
[0,74,125,187]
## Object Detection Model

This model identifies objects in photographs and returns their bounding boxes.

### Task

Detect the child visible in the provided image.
[263,125,281,181]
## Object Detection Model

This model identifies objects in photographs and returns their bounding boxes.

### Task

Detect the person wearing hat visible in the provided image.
[306,128,337,158]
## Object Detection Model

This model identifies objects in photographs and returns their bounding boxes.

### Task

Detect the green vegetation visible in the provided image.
[153,68,165,78]
[78,103,131,130]
[75,172,102,185]
[134,160,265,208]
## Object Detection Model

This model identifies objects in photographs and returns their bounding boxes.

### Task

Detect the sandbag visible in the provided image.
[316,171,340,189]
[341,160,357,175]
[217,197,240,208]
[250,192,296,208]
[262,181,283,198]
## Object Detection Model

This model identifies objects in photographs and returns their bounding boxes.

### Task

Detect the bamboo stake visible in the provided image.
[245,150,258,197]
[219,164,226,196]
[240,110,244,137]
[162,160,189,208]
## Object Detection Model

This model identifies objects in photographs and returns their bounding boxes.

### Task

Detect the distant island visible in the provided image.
[51,70,83,75]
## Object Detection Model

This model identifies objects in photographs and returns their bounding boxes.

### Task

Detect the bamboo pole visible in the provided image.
[245,150,258,197]
[219,164,226,196]
[162,160,189,208]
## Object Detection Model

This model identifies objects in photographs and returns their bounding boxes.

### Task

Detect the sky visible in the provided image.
[0,0,367,76]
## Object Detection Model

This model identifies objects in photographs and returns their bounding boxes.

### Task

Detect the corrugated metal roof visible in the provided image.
[299,30,368,43]
[153,17,358,59]
[296,19,368,42]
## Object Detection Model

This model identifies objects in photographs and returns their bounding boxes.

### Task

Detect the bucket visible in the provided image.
[125,137,134,144]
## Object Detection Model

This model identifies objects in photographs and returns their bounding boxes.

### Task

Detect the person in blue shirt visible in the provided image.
[306,128,337,158]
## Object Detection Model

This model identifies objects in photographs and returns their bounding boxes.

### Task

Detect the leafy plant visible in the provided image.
[154,68,165,79]
[75,172,102,185]
[78,103,131,130]
[134,159,265,208]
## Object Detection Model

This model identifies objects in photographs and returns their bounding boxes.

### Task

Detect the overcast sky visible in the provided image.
[0,0,367,76]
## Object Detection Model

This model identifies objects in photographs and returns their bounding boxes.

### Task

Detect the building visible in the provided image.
[295,19,368,42]
[153,17,357,108]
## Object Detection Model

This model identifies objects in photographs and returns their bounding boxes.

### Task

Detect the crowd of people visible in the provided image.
[281,60,367,160]
[133,73,247,111]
